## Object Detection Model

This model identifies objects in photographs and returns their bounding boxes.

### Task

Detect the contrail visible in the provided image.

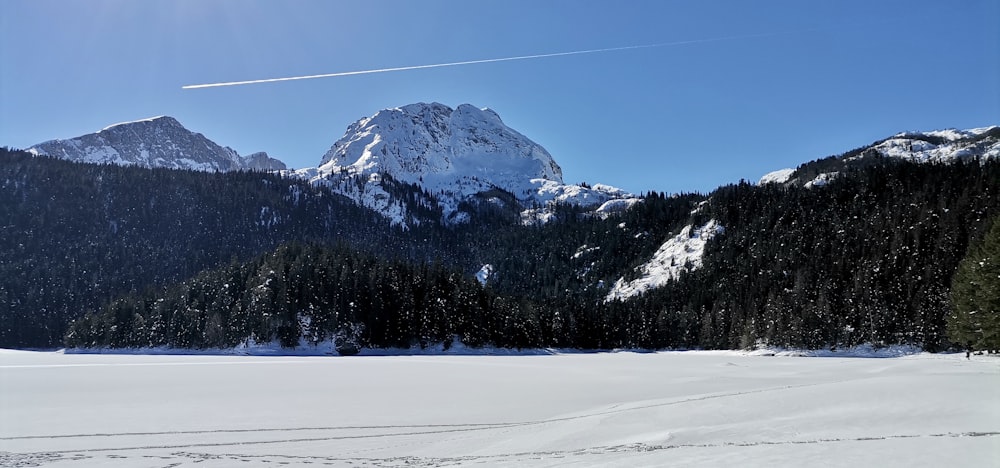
[181,30,795,89]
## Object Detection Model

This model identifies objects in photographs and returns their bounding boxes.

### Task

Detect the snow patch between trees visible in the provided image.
[475,264,494,285]
[606,220,724,301]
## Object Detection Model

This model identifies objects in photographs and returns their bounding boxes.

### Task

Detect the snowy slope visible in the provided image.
[759,126,999,186]
[606,220,724,301]
[296,103,640,224]
[758,168,795,185]
[872,126,1000,162]
[28,116,286,172]
[804,171,839,188]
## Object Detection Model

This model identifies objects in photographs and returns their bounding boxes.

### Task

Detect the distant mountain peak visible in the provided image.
[29,116,285,172]
[759,125,999,187]
[892,126,998,142]
[301,102,635,225]
[318,102,563,187]
[100,115,179,132]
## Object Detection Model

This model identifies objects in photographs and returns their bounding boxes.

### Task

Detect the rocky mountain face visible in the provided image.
[243,151,288,171]
[318,103,563,189]
[295,103,638,225]
[28,116,286,172]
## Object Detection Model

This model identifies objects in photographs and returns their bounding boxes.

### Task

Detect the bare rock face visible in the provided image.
[305,103,635,225]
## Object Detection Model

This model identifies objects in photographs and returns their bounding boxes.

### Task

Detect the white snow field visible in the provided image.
[1,349,997,467]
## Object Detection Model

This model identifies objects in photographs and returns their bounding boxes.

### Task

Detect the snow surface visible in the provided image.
[475,264,494,285]
[758,168,795,185]
[607,220,724,301]
[863,127,999,163]
[895,126,996,142]
[757,126,998,189]
[1,348,997,467]
[805,172,838,188]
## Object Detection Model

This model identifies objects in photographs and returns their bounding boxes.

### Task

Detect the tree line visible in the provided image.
[3,147,998,351]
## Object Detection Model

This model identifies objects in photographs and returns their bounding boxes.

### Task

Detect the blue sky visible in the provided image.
[1,0,997,194]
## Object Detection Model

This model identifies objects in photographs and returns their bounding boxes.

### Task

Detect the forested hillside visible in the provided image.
[0,148,405,347]
[632,159,1000,351]
[49,153,1000,352]
[4,140,999,351]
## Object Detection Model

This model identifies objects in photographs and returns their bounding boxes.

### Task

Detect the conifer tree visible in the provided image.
[948,217,1000,352]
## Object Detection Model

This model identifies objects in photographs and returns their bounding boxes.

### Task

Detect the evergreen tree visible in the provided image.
[949,217,1000,352]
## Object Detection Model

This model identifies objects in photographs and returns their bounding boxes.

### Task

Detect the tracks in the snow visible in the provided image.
[3,376,991,466]
[3,432,997,467]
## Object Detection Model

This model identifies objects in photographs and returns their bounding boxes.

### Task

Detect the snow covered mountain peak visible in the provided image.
[317,102,563,189]
[29,116,286,172]
[303,102,636,225]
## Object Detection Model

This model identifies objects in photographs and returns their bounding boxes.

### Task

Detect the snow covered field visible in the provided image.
[1,349,997,467]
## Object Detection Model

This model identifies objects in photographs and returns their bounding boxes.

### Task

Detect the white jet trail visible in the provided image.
[181,31,791,89]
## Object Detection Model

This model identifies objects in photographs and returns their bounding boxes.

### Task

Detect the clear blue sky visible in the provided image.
[2,0,997,194]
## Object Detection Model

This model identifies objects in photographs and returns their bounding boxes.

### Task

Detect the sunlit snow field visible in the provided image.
[2,349,997,467]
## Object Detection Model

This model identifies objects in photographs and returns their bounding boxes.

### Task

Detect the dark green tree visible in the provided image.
[949,217,1000,352]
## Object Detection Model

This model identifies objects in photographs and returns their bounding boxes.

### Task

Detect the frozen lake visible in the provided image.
[1,349,998,467]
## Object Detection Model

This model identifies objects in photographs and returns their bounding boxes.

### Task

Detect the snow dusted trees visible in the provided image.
[10,146,1000,352]
[64,243,541,351]
[0,147,391,348]
[949,217,1000,352]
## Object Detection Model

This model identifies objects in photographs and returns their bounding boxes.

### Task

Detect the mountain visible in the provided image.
[28,116,286,172]
[759,126,1000,186]
[243,151,288,171]
[318,102,563,189]
[293,103,639,225]
[24,105,637,226]
[7,108,1000,352]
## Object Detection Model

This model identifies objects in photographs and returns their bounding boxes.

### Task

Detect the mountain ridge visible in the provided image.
[759,125,1000,186]
[28,116,286,172]
[23,106,998,227]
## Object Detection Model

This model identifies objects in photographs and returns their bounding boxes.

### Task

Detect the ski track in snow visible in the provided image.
[2,352,997,467]
[5,432,998,467]
[5,378,854,446]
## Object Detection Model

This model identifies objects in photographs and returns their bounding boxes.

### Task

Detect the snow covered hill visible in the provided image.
[28,116,286,172]
[293,103,640,225]
[759,125,999,186]
[876,127,1000,162]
